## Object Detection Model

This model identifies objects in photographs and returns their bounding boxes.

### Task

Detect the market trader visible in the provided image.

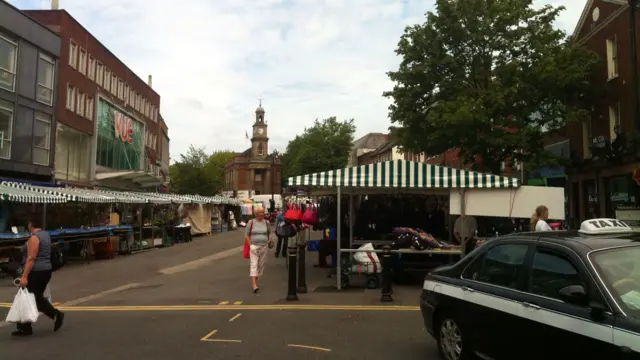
[454,215,478,256]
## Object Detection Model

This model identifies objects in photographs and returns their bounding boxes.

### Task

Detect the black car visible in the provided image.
[420,218,640,360]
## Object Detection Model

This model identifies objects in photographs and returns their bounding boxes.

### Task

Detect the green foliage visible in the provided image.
[282,117,356,178]
[168,145,234,195]
[383,0,600,174]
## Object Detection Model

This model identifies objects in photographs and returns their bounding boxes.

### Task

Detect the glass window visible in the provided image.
[78,48,86,74]
[33,113,51,166]
[37,53,55,105]
[591,246,640,320]
[95,99,142,171]
[68,41,77,68]
[529,250,584,301]
[66,84,75,110]
[0,33,18,92]
[0,99,13,159]
[55,123,89,181]
[462,243,529,289]
[96,62,103,86]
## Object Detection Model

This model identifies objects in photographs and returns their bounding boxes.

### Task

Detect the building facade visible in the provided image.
[0,1,61,183]
[347,133,389,167]
[224,103,282,195]
[567,0,639,221]
[24,5,164,189]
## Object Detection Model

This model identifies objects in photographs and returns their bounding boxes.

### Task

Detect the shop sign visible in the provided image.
[114,110,134,144]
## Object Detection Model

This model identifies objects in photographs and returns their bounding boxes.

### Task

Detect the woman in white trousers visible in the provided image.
[245,207,273,293]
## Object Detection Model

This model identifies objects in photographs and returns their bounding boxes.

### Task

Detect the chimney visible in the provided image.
[147,75,152,88]
[51,0,59,9]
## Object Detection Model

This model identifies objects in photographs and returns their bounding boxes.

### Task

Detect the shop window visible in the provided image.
[462,244,528,289]
[0,32,18,92]
[95,99,142,171]
[584,179,600,218]
[55,123,90,182]
[606,175,638,217]
[33,113,51,166]
[0,98,13,159]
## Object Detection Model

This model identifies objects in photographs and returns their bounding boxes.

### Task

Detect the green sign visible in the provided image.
[96,99,143,171]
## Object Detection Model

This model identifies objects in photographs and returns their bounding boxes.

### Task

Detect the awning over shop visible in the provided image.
[95,170,162,187]
[286,160,519,189]
[3,182,115,203]
[0,183,67,203]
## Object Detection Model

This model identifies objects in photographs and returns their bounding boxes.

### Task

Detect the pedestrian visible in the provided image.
[454,215,477,256]
[13,218,64,336]
[531,205,552,231]
[245,207,273,293]
[275,208,288,258]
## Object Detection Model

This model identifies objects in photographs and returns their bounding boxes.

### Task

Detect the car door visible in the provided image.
[517,244,617,360]
[613,316,640,359]
[460,241,534,360]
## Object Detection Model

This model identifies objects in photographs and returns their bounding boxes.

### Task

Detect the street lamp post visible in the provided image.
[629,0,640,130]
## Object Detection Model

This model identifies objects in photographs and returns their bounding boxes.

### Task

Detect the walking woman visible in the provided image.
[531,205,552,231]
[13,218,64,336]
[275,208,288,258]
[245,207,273,293]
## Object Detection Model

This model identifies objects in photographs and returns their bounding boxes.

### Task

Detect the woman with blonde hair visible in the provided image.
[531,205,552,231]
[245,207,273,293]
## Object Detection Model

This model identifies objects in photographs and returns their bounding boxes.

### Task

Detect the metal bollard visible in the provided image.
[286,245,299,301]
[380,245,393,302]
[297,244,308,293]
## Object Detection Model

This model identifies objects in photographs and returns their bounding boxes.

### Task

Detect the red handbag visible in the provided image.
[243,220,253,259]
[284,204,303,222]
[302,205,318,225]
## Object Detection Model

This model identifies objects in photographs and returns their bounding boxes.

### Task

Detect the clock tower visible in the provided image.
[251,101,268,161]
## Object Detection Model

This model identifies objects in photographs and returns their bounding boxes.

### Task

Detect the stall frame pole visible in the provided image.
[348,194,353,249]
[336,186,342,290]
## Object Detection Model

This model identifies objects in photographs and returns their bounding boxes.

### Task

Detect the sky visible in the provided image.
[10,0,585,161]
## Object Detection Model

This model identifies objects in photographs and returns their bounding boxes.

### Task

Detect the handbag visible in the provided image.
[302,205,318,225]
[243,220,253,259]
[284,204,303,222]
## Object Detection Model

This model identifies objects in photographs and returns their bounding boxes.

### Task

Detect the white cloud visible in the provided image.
[12,0,585,160]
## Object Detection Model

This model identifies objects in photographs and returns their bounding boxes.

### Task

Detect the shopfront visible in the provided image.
[96,99,143,171]
[605,174,640,217]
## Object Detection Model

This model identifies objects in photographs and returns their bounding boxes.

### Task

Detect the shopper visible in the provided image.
[245,207,273,293]
[275,208,288,258]
[531,205,552,231]
[454,215,477,256]
[13,218,64,336]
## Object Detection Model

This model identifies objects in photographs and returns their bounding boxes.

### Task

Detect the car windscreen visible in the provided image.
[590,246,640,319]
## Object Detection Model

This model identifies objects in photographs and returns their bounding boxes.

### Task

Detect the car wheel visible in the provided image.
[436,313,469,360]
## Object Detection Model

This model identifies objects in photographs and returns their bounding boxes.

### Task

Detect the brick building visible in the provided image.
[224,103,282,195]
[567,0,640,220]
[24,3,165,189]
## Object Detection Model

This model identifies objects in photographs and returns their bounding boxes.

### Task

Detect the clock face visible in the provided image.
[258,128,264,135]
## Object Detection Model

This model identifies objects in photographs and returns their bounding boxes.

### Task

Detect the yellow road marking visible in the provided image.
[229,313,242,322]
[218,301,229,305]
[200,329,218,341]
[0,304,419,311]
[203,339,242,343]
[288,344,331,352]
[233,301,243,305]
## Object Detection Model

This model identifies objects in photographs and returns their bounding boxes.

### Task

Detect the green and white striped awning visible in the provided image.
[0,183,68,203]
[2,182,117,203]
[286,160,519,189]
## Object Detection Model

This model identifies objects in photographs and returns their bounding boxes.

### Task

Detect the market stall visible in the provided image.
[286,159,524,289]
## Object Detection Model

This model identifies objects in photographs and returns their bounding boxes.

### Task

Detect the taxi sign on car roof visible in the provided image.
[578,218,634,235]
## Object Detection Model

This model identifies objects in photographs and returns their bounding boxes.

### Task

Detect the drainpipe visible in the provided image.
[629,0,640,131]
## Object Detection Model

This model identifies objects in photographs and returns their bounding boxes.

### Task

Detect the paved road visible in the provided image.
[0,230,440,359]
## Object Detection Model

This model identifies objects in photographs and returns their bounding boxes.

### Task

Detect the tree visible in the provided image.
[282,117,356,178]
[169,145,233,195]
[383,0,600,174]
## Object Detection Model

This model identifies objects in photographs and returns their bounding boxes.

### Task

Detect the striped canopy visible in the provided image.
[0,183,67,203]
[286,160,519,189]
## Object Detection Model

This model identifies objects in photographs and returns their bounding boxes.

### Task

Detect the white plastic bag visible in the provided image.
[5,288,39,323]
[353,243,381,264]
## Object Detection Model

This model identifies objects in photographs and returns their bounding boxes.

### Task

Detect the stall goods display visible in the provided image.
[391,227,460,250]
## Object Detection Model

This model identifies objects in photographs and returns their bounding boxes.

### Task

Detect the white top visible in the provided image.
[454,216,477,239]
[535,219,552,232]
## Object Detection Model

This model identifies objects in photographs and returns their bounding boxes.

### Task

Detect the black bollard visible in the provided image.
[297,244,308,293]
[286,245,299,301]
[380,245,393,302]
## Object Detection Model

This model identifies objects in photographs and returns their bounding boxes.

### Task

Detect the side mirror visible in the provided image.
[558,284,589,306]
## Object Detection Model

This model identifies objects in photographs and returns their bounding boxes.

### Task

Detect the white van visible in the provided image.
[250,194,283,210]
